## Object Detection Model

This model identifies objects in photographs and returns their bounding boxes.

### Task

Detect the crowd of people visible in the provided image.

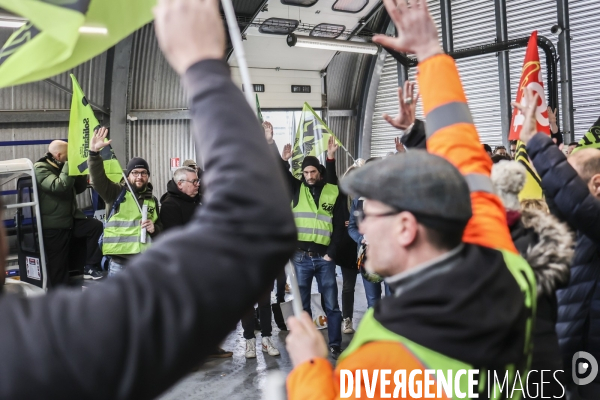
[0,0,597,399]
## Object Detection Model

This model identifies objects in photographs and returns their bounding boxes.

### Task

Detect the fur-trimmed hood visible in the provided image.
[512,209,573,296]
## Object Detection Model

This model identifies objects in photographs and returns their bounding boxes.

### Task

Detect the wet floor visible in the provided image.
[158,267,372,400]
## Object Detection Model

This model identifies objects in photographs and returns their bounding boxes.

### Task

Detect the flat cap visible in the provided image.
[341,151,472,229]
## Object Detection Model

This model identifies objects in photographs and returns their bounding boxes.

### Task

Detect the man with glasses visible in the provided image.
[160,166,201,232]
[88,129,163,275]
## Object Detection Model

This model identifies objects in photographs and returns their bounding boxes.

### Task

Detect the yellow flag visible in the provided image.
[68,74,121,183]
[515,140,543,200]
[290,102,342,179]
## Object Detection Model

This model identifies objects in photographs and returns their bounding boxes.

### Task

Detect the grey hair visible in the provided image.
[491,160,526,211]
[173,166,197,183]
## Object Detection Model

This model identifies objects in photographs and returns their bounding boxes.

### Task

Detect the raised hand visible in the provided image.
[263,121,274,144]
[282,144,292,161]
[512,88,540,145]
[153,0,225,75]
[547,106,559,133]
[395,137,406,153]
[383,80,419,130]
[90,127,111,152]
[372,0,442,62]
[327,136,339,159]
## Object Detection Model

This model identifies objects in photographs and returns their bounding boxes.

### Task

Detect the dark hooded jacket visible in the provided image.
[527,132,600,399]
[160,179,201,232]
[508,209,572,398]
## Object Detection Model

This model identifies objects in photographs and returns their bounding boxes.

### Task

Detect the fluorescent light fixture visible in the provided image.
[286,34,378,55]
[0,19,107,35]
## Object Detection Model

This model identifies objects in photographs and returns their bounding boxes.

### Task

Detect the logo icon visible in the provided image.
[572,351,599,385]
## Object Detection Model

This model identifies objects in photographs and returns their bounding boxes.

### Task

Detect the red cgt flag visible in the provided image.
[509,31,551,140]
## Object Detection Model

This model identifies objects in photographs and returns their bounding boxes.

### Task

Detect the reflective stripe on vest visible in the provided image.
[464,173,495,194]
[426,101,473,138]
[292,183,339,246]
[102,190,158,256]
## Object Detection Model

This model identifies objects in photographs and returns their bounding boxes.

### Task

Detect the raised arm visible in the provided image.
[374,0,515,253]
[0,1,296,399]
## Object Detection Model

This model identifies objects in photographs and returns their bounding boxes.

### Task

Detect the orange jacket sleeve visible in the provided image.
[287,342,450,400]
[418,54,516,254]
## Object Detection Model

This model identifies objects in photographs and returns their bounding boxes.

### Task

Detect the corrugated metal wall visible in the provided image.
[128,120,195,202]
[326,51,371,176]
[128,24,194,202]
[569,0,600,139]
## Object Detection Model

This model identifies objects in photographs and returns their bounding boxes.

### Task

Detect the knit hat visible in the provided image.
[490,160,526,211]
[341,150,472,231]
[126,157,150,177]
[301,156,321,171]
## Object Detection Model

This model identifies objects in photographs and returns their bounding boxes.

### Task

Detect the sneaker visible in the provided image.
[330,346,342,360]
[245,338,257,359]
[342,318,355,334]
[84,267,104,280]
[262,337,280,356]
[206,347,233,358]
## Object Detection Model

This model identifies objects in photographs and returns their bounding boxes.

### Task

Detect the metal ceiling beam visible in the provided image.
[328,109,356,117]
[109,34,133,168]
[439,0,453,53]
[556,0,574,143]
[494,0,511,147]
[127,109,190,121]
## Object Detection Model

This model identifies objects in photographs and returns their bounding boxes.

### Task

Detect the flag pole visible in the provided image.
[221,0,257,117]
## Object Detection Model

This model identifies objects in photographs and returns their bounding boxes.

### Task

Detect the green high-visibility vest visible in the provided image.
[293,183,339,246]
[102,190,158,256]
[340,249,536,400]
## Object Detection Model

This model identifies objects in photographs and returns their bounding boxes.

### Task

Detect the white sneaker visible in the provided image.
[245,338,256,359]
[342,318,355,334]
[262,337,280,356]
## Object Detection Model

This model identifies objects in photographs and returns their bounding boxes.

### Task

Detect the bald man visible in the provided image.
[34,140,104,287]
[521,119,600,397]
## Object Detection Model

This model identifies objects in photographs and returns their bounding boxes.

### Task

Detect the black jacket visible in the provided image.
[0,60,296,399]
[160,179,201,232]
[528,133,600,399]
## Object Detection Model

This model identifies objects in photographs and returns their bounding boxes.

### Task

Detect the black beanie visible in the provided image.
[301,156,321,171]
[126,157,150,177]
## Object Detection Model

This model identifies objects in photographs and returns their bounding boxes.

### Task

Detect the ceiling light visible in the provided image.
[259,18,299,35]
[310,23,345,39]
[281,0,319,6]
[286,34,378,55]
[332,0,369,13]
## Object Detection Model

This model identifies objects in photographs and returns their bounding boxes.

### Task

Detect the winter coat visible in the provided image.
[160,179,201,232]
[34,156,88,230]
[0,59,296,399]
[509,209,572,397]
[527,132,600,399]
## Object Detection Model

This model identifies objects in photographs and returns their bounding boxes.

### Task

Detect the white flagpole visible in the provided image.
[221,0,257,116]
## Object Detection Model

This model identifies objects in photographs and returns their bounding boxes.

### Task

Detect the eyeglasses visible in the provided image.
[180,179,200,185]
[130,171,149,177]
[353,209,399,225]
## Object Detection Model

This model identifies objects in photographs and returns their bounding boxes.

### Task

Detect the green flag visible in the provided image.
[256,94,263,123]
[290,102,342,179]
[68,74,121,183]
[571,115,600,154]
[0,0,154,88]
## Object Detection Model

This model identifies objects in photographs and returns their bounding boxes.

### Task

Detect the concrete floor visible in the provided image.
[158,267,372,400]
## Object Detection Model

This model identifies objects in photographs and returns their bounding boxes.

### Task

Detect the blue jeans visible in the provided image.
[362,275,392,309]
[292,251,342,347]
[108,258,126,277]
